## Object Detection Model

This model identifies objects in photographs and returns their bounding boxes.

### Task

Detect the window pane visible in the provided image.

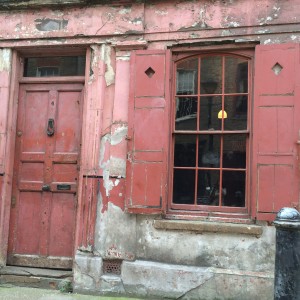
[200,96,222,130]
[175,97,197,130]
[176,58,198,95]
[24,56,86,77]
[200,56,222,94]
[222,171,245,207]
[225,57,248,93]
[174,135,196,167]
[173,169,195,204]
[198,134,220,167]
[197,170,220,206]
[223,134,247,169]
[224,96,248,130]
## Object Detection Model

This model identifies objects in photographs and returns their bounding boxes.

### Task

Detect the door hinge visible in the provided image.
[11,196,16,208]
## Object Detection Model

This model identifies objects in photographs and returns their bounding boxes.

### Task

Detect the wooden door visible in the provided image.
[8,83,83,269]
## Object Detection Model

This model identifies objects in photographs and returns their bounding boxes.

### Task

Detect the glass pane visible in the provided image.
[24,56,86,77]
[224,96,248,130]
[200,96,222,130]
[173,169,195,204]
[200,56,222,94]
[222,171,245,207]
[197,170,220,206]
[225,57,248,93]
[175,97,197,130]
[176,58,198,95]
[223,134,247,169]
[174,135,196,167]
[198,134,220,167]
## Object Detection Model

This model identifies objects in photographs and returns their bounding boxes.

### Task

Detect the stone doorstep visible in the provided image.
[0,266,72,290]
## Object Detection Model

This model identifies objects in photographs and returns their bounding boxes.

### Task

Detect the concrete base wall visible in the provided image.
[73,257,274,299]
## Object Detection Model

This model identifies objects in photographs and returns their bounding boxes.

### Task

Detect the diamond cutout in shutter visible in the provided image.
[145,67,155,78]
[272,62,283,76]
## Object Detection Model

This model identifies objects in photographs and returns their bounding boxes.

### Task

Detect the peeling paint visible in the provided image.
[130,17,143,25]
[264,39,272,44]
[35,18,68,31]
[155,10,168,16]
[101,45,115,86]
[119,8,132,15]
[89,45,100,84]
[0,49,11,72]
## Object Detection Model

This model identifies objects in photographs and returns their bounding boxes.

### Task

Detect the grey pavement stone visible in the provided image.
[0,286,143,300]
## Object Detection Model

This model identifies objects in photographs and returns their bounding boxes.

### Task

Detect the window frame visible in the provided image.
[168,48,254,219]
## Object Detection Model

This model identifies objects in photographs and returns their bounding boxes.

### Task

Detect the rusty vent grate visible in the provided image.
[103,259,122,275]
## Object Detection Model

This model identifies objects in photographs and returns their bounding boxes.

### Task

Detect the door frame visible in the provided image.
[0,46,100,268]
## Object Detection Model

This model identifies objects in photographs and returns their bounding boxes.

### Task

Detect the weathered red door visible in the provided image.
[8,83,83,269]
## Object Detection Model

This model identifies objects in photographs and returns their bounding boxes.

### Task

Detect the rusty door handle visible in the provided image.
[47,118,55,136]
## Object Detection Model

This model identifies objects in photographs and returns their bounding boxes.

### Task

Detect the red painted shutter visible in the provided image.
[252,43,300,221]
[126,50,170,214]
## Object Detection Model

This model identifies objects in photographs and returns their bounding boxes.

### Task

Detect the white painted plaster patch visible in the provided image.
[111,125,128,146]
[110,157,126,177]
[264,39,271,44]
[0,49,12,72]
[103,169,114,196]
[99,134,113,196]
[291,35,297,41]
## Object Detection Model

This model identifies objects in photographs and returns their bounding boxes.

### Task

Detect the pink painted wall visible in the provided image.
[0,0,298,41]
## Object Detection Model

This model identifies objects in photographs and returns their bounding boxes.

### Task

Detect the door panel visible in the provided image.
[8,83,83,269]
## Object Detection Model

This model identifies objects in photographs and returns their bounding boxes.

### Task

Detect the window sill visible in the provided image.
[153,219,263,237]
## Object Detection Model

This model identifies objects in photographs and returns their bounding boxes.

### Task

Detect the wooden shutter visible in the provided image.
[252,43,300,221]
[125,50,170,214]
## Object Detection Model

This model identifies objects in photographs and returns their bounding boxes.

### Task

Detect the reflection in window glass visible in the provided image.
[222,171,245,207]
[174,135,196,167]
[197,170,220,206]
[24,56,86,77]
[200,96,222,130]
[198,134,220,168]
[175,97,197,130]
[176,59,198,95]
[200,56,222,94]
[223,134,246,169]
[173,169,195,204]
[225,57,248,94]
[224,96,248,131]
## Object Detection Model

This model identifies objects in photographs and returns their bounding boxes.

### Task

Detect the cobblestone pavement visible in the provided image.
[0,285,144,300]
